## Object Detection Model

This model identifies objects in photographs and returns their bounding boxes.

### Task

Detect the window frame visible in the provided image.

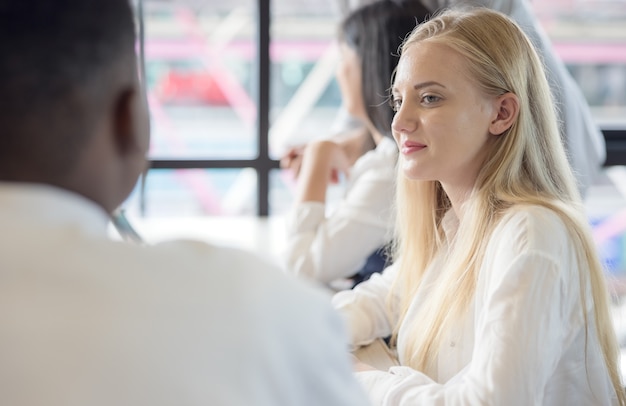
[137,0,278,216]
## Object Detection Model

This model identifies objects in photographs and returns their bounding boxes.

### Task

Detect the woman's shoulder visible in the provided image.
[501,204,566,226]
[491,204,572,256]
[354,137,397,167]
[350,137,397,182]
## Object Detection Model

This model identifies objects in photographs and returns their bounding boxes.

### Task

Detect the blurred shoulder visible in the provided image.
[144,239,335,310]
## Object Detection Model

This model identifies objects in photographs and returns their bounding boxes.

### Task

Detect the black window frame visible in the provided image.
[137,0,278,217]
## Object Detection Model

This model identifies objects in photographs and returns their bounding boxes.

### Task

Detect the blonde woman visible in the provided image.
[332,7,626,405]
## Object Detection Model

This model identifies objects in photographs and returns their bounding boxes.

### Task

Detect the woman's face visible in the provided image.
[336,42,367,120]
[391,41,498,192]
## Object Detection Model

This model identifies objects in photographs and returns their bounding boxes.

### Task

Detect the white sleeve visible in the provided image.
[332,263,400,348]
[282,160,395,283]
[349,252,569,405]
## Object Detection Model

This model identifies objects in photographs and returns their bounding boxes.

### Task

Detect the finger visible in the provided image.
[330,169,339,184]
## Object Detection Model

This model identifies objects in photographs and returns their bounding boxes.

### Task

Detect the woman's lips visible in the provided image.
[400,141,427,155]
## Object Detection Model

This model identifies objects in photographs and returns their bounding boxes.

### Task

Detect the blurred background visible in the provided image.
[122,0,626,280]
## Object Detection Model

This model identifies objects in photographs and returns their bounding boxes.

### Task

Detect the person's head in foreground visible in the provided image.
[389,7,625,403]
[0,0,149,213]
[337,0,431,138]
[0,1,372,405]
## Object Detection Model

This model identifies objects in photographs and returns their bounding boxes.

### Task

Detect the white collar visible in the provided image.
[0,182,110,237]
[441,209,460,243]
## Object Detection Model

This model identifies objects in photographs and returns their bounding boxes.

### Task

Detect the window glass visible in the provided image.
[269,169,294,216]
[124,168,258,217]
[531,0,626,126]
[267,0,343,215]
[143,0,256,159]
[269,0,342,158]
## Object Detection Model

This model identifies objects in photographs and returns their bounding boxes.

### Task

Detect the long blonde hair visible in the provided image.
[390,7,625,404]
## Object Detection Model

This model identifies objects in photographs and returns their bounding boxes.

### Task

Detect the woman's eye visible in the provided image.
[422,95,440,104]
[390,98,402,112]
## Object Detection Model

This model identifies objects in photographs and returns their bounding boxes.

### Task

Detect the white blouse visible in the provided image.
[333,205,618,405]
[282,137,397,284]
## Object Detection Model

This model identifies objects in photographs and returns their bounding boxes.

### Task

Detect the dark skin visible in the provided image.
[52,65,150,215]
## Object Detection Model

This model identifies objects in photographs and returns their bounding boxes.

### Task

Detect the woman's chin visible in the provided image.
[401,164,430,181]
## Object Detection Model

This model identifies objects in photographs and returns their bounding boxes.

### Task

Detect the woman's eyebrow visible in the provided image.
[392,80,446,94]
[413,81,446,91]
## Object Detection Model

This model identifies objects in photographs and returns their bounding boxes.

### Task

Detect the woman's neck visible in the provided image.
[441,182,476,223]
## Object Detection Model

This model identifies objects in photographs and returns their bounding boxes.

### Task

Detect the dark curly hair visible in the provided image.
[0,0,137,180]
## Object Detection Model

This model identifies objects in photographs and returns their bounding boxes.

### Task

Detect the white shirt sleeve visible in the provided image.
[282,142,396,283]
[332,262,401,348]
[353,253,566,405]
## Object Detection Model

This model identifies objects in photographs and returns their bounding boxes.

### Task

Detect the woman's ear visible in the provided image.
[489,92,519,136]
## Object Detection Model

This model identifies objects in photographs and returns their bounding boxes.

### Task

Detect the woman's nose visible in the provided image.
[391,105,416,135]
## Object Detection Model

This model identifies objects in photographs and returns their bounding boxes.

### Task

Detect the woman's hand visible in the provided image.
[293,139,351,203]
[279,125,372,181]
[303,140,351,183]
[280,145,306,179]
[280,141,348,183]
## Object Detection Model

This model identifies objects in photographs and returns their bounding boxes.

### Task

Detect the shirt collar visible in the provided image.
[0,182,111,237]
[441,209,459,243]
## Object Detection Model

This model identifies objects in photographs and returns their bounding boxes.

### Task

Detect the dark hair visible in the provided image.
[0,0,137,180]
[339,0,431,137]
